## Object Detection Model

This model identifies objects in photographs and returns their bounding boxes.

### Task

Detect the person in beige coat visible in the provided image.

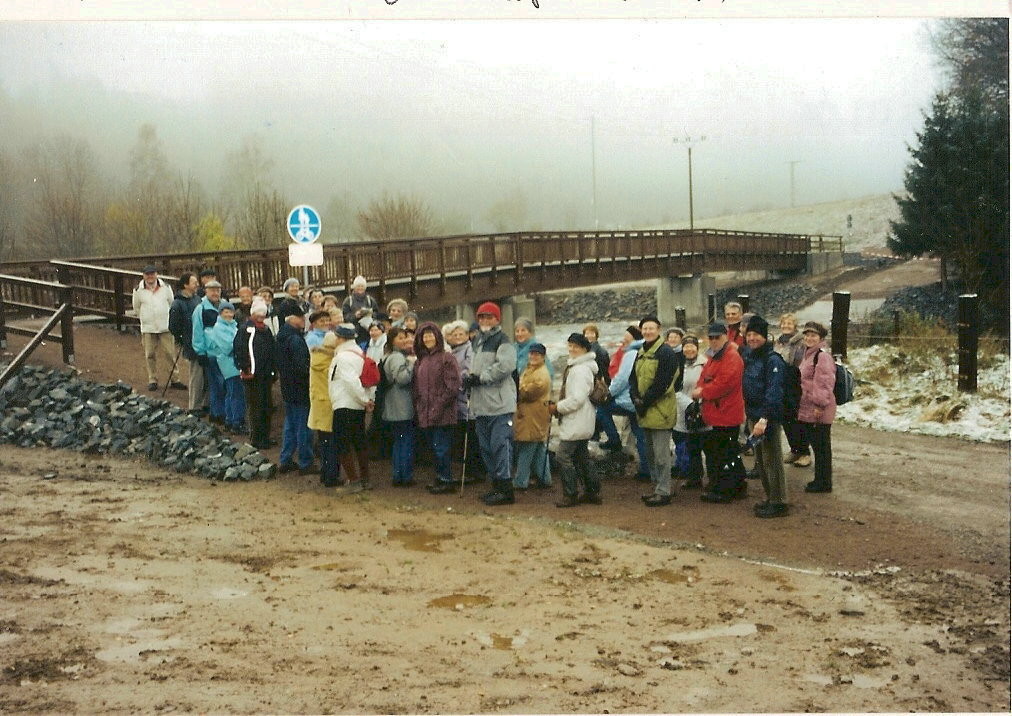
[513,343,552,490]
[309,333,340,487]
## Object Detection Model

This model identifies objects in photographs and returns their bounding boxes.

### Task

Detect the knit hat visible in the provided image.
[218,301,235,313]
[250,299,268,317]
[567,332,592,352]
[528,342,547,355]
[282,277,300,291]
[682,334,700,347]
[476,302,501,321]
[801,320,828,338]
[744,314,769,337]
[625,325,643,341]
[335,323,357,339]
[352,275,367,290]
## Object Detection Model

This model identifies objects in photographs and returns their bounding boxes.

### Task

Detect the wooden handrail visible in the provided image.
[0,302,70,390]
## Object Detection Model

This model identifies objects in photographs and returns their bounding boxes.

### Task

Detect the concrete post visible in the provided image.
[657,275,715,331]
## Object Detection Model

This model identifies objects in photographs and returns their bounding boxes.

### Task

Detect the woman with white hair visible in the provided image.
[342,275,379,343]
[276,277,308,324]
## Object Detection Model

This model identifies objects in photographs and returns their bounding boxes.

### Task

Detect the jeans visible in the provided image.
[205,359,225,420]
[475,413,514,487]
[280,401,314,468]
[556,439,598,498]
[421,425,453,483]
[514,441,551,488]
[222,375,246,428]
[672,429,690,478]
[317,430,340,485]
[389,420,416,484]
[597,400,649,475]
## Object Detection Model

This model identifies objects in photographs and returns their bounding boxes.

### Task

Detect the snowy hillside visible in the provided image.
[653,193,902,253]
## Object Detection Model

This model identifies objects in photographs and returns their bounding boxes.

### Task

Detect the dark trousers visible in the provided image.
[701,425,744,494]
[783,418,810,456]
[556,439,598,498]
[801,422,833,487]
[243,376,272,449]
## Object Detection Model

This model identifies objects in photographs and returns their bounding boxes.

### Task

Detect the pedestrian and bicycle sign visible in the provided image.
[287,204,321,244]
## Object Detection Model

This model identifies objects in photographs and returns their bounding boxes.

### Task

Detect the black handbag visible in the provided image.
[684,399,706,432]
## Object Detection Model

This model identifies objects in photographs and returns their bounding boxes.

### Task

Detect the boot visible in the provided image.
[336,452,360,492]
[482,482,515,506]
[356,449,373,490]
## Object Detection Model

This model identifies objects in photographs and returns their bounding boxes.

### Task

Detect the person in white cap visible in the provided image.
[342,275,379,343]
[132,265,177,392]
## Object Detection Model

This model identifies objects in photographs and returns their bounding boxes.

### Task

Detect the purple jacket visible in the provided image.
[412,322,461,428]
[798,342,837,424]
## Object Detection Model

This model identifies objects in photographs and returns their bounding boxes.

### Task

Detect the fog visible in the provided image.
[0,18,943,237]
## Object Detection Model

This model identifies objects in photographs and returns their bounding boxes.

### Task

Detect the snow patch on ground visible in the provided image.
[835,345,1010,443]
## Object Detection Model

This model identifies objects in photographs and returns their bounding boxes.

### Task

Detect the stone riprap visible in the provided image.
[0,364,275,481]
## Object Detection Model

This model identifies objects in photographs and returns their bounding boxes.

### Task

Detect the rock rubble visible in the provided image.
[0,364,274,481]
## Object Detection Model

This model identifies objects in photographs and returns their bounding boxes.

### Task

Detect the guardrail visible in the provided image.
[0,274,75,387]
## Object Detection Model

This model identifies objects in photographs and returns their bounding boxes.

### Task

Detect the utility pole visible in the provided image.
[590,115,599,229]
[673,135,706,230]
[788,159,801,208]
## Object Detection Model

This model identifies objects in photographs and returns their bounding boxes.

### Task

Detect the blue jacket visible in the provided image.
[191,295,223,358]
[275,322,311,405]
[609,340,643,412]
[208,316,240,380]
[742,341,785,423]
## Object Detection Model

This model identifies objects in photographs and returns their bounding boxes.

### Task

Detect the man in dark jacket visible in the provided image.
[168,272,204,414]
[741,314,789,518]
[275,313,314,474]
[234,300,277,450]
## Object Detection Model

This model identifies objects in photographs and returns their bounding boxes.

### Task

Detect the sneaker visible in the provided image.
[643,494,672,507]
[754,502,789,518]
[793,455,812,467]
[333,482,364,495]
[277,462,297,474]
[427,482,456,495]
[805,481,832,493]
[481,491,515,506]
[169,381,187,390]
[147,382,158,391]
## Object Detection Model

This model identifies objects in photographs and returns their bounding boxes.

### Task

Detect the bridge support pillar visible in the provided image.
[657,274,715,331]
[455,295,536,332]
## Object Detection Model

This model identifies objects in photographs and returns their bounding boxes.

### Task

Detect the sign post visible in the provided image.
[286,204,323,288]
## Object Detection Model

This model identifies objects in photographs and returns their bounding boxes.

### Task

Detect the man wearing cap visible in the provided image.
[234,299,277,450]
[742,314,789,518]
[549,333,601,507]
[462,301,517,506]
[630,316,682,507]
[132,265,178,392]
[692,322,747,503]
[191,280,227,425]
[196,268,218,298]
[342,275,379,342]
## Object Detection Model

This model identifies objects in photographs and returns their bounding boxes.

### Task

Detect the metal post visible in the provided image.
[59,285,75,365]
[830,291,851,360]
[706,293,716,323]
[957,294,978,393]
[737,294,750,314]
[674,306,686,330]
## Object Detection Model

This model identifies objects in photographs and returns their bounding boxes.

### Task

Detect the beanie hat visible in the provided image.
[801,320,828,338]
[335,323,357,339]
[567,332,592,352]
[682,334,700,347]
[625,325,643,341]
[218,301,235,313]
[476,302,501,321]
[250,299,269,317]
[745,314,769,337]
[352,275,367,289]
[528,342,547,355]
[638,315,661,329]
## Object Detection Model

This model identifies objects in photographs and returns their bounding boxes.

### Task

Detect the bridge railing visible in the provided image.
[0,273,75,369]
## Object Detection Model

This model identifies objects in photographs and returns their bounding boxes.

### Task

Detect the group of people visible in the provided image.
[136,266,836,516]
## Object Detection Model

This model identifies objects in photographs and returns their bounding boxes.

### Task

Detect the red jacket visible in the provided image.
[727,323,745,348]
[608,346,625,380]
[697,341,745,427]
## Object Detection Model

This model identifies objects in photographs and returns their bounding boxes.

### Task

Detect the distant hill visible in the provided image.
[653,193,901,253]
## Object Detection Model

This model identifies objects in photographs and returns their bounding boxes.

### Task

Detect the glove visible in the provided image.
[463,374,481,390]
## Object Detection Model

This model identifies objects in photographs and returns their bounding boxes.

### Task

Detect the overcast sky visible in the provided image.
[0,11,976,231]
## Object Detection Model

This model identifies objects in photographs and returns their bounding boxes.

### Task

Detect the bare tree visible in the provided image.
[0,151,21,261]
[357,193,435,240]
[483,187,529,232]
[222,135,288,248]
[22,135,102,258]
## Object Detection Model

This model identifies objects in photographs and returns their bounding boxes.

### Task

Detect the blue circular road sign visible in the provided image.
[287,204,322,244]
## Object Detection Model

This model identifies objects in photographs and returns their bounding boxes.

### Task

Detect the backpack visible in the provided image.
[782,364,802,422]
[814,350,855,406]
[589,375,611,406]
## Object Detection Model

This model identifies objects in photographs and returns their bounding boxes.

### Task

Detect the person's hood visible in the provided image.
[215,316,235,327]
[413,321,446,356]
[628,339,645,351]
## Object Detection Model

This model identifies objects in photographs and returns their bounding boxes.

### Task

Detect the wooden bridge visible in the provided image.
[0,228,842,331]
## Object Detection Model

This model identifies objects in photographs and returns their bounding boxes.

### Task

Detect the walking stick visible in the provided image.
[161,345,183,398]
[542,400,553,485]
[459,391,471,498]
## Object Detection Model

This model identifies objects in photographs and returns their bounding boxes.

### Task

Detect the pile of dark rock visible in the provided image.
[714,282,824,324]
[0,364,274,481]
[536,288,658,324]
[872,281,961,330]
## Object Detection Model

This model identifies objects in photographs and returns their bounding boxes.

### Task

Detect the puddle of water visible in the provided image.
[427,594,492,609]
[387,529,453,553]
[475,630,529,650]
[649,566,700,584]
[664,622,757,642]
[210,587,248,600]
[802,673,833,686]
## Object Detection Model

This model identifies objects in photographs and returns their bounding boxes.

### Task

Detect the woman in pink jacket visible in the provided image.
[797,321,837,493]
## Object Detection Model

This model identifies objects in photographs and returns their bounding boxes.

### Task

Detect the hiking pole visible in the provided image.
[459,392,471,498]
[542,400,553,485]
[161,345,183,398]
